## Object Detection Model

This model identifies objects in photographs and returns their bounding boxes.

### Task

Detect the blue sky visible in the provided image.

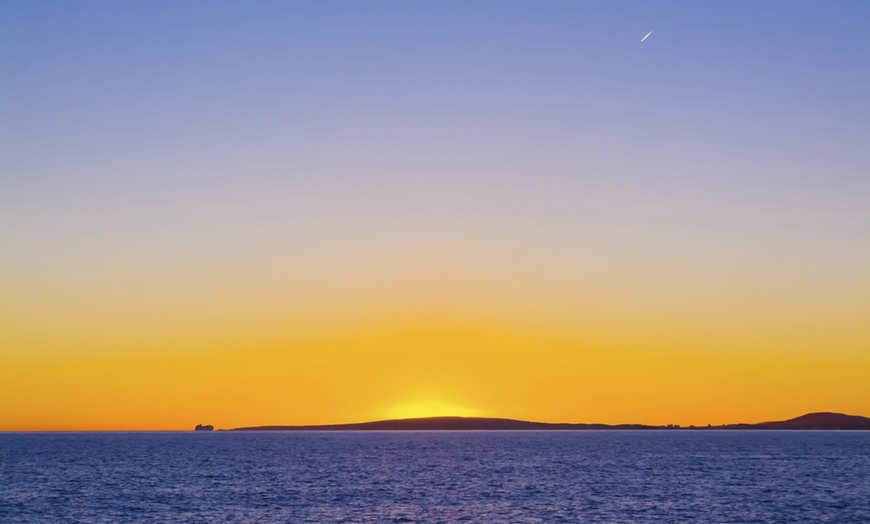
[3,1,868,220]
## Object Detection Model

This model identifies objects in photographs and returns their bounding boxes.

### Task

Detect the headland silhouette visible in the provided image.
[215,412,870,432]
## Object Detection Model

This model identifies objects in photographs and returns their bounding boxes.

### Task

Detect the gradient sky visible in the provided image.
[2,1,869,430]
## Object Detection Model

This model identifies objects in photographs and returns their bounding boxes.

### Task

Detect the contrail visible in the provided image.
[641,30,653,42]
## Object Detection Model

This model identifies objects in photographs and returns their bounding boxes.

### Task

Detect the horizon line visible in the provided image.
[7,411,868,432]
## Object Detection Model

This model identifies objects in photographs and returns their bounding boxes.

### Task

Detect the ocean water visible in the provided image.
[1,431,869,523]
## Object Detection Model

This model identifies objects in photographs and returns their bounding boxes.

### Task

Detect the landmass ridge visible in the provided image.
[218,412,870,432]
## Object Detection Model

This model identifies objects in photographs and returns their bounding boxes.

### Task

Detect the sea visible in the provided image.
[1,431,868,523]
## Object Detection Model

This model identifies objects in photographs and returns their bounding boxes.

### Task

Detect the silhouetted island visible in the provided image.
[721,412,870,430]
[225,412,870,431]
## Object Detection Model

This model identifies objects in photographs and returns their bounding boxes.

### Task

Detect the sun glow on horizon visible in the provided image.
[385,399,484,420]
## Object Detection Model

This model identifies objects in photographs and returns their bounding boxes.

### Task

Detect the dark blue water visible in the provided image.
[2,431,869,523]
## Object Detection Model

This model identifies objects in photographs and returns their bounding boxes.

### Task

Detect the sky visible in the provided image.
[2,1,869,430]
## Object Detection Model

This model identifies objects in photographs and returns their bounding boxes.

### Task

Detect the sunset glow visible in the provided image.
[2,2,869,431]
[385,400,483,421]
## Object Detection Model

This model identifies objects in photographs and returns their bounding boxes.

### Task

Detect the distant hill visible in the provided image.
[754,412,870,430]
[229,416,653,431]
[225,412,870,431]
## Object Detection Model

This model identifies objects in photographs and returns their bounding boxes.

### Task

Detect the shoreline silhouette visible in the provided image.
[220,412,870,432]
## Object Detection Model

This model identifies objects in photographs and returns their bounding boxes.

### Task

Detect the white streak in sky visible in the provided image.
[641,30,653,42]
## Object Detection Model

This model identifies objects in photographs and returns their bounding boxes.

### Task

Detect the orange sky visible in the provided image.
[2,212,868,430]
